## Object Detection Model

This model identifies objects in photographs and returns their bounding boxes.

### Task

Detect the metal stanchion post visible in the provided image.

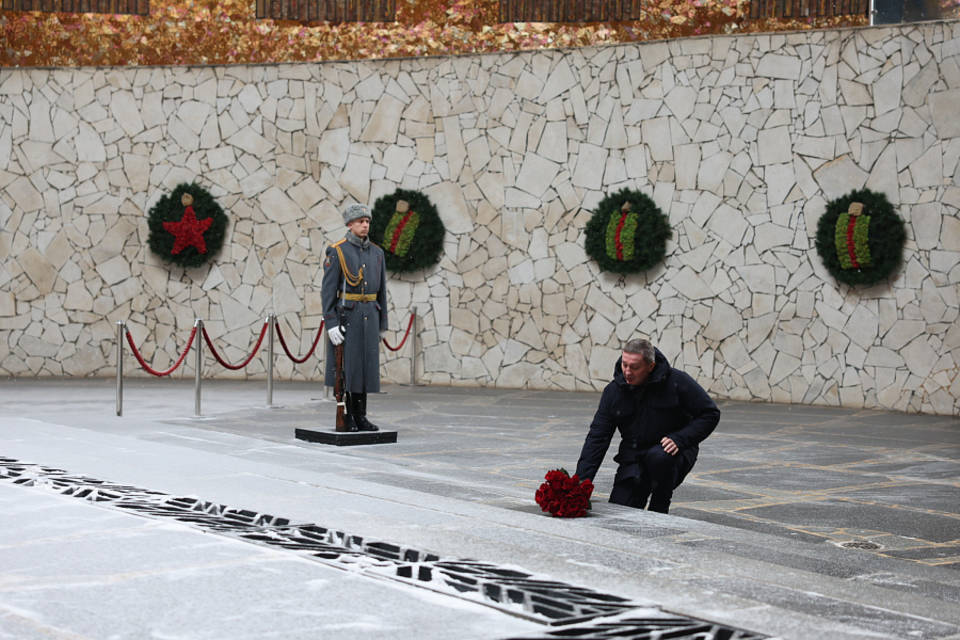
[267,314,275,407]
[410,306,418,386]
[116,320,124,416]
[194,318,203,417]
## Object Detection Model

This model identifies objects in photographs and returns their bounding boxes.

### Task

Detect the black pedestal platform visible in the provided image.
[294,428,398,446]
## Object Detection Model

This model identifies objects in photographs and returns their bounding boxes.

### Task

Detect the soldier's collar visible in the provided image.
[346,232,369,248]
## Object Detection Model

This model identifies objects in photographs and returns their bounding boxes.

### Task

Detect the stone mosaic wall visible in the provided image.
[1,21,959,415]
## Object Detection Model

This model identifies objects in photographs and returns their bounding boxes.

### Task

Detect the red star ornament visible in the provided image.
[163,205,213,255]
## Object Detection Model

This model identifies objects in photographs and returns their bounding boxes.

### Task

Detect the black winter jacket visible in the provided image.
[575,349,720,484]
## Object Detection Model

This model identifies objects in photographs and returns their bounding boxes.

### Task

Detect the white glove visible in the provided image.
[328,325,345,346]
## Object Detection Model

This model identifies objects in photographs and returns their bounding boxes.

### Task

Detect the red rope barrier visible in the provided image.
[201,321,269,370]
[383,312,415,351]
[276,320,325,364]
[126,326,197,377]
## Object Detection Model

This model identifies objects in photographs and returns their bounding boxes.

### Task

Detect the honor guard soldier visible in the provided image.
[322,203,389,431]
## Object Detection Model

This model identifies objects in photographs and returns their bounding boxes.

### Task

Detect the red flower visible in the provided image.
[534,468,594,518]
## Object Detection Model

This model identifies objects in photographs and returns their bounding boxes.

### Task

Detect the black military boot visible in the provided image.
[341,393,359,432]
[353,393,379,431]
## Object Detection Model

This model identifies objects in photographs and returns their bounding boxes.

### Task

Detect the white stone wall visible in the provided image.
[1,22,959,414]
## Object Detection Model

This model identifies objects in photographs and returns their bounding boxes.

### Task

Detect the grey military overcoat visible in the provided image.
[321,232,389,393]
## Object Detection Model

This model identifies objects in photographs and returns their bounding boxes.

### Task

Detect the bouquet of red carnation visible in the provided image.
[534,468,594,518]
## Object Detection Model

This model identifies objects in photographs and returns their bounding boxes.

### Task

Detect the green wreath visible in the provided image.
[584,188,671,273]
[147,183,228,269]
[814,189,906,286]
[370,189,445,273]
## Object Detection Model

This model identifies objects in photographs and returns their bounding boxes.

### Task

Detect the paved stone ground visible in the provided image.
[1,377,959,639]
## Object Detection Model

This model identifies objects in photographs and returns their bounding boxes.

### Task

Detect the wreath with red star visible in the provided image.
[147,183,228,269]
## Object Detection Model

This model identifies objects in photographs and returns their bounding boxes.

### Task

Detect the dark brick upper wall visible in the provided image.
[1,0,147,14]
[255,0,396,22]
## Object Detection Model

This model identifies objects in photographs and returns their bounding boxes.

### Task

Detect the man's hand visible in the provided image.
[660,436,679,456]
[328,325,345,346]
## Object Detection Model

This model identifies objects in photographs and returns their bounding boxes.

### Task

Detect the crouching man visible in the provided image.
[575,338,720,514]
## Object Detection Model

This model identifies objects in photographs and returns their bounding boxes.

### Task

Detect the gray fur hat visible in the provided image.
[343,203,371,224]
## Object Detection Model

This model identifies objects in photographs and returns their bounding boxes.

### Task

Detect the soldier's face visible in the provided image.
[348,217,370,238]
[622,351,654,386]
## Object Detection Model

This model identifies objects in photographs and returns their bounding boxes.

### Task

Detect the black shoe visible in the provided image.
[648,496,671,514]
[355,415,379,431]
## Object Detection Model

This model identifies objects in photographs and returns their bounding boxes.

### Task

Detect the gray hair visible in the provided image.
[623,338,655,364]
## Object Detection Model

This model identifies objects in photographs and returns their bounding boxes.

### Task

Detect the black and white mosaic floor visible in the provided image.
[0,456,765,640]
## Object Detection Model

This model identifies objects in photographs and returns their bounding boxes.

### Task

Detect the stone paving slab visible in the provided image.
[1,378,959,640]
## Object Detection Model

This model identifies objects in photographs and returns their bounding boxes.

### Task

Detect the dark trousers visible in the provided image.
[609,445,679,513]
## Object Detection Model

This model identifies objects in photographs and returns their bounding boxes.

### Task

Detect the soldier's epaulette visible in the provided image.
[328,238,346,251]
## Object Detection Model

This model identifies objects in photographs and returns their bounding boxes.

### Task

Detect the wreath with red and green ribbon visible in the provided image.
[814,189,905,286]
[147,183,228,269]
[370,189,445,273]
[585,188,671,273]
